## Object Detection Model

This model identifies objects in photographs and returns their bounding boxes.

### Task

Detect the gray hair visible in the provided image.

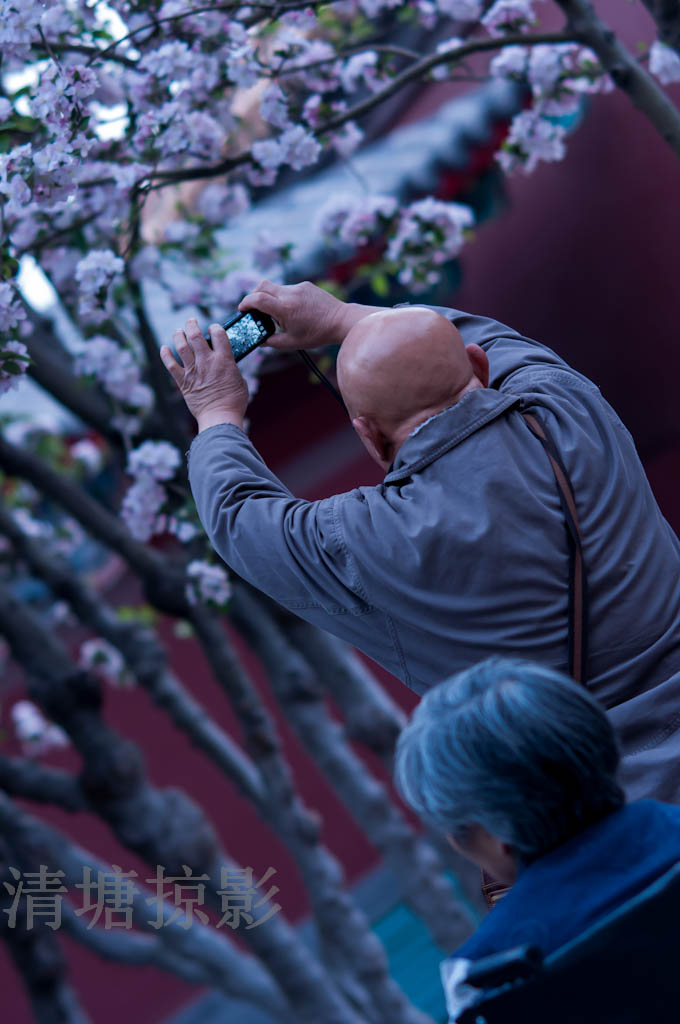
[395,658,624,865]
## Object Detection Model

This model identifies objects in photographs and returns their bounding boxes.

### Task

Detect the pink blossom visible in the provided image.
[75,249,124,294]
[649,41,680,86]
[186,560,232,607]
[436,0,483,20]
[279,125,321,170]
[482,0,536,33]
[302,94,323,128]
[0,283,27,332]
[79,638,130,687]
[498,108,566,173]
[260,85,291,130]
[121,477,166,541]
[127,441,181,481]
[11,701,69,758]
[332,121,364,157]
[490,45,528,78]
[251,138,284,170]
[387,198,474,288]
[197,182,250,224]
[226,43,260,88]
[341,52,380,94]
[141,41,195,80]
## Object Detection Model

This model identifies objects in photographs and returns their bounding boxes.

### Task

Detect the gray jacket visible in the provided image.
[188,305,680,802]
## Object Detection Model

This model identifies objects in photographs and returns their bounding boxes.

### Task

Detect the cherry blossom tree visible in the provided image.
[1,1,679,1020]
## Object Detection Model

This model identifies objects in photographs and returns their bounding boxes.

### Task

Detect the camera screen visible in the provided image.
[227,314,267,360]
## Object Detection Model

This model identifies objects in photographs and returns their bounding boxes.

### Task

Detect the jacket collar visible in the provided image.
[384,388,521,484]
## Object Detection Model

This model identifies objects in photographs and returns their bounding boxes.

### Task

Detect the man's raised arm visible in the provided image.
[239,279,384,353]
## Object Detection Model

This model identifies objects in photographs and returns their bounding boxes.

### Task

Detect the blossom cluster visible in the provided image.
[492,43,612,173]
[121,441,181,542]
[316,192,474,290]
[11,700,69,758]
[387,198,475,288]
[75,250,125,324]
[186,560,232,609]
[74,335,153,439]
[79,638,132,688]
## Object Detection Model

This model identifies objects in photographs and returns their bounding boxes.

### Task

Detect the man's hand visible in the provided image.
[160,318,249,433]
[239,280,383,351]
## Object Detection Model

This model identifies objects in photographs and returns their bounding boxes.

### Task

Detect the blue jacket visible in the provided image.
[188,305,680,802]
[452,800,680,961]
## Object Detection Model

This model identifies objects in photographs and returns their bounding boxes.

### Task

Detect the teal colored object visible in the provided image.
[373,901,449,1023]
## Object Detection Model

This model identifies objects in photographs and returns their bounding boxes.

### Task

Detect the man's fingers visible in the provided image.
[208,323,233,360]
[239,286,282,322]
[265,331,294,350]
[184,317,211,361]
[173,329,195,368]
[160,345,185,387]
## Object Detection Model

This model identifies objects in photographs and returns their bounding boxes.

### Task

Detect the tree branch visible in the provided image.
[59,902,216,985]
[0,795,293,1019]
[0,502,265,808]
[0,438,189,616]
[555,0,680,157]
[640,1,680,56]
[0,589,362,1024]
[187,602,430,1024]
[0,756,87,813]
[124,266,193,456]
[148,31,574,188]
[0,852,91,1024]
[231,586,475,953]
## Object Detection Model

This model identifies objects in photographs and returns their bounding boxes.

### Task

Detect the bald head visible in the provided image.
[336,307,488,470]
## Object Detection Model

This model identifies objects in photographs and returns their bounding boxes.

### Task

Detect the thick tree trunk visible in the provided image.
[0,795,292,1018]
[0,837,91,1024]
[231,586,475,952]
[0,586,367,1024]
[189,604,433,1024]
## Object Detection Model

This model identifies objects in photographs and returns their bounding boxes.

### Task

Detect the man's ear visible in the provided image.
[466,344,490,389]
[352,416,391,469]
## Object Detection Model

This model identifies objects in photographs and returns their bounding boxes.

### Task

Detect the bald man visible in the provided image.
[163,281,680,805]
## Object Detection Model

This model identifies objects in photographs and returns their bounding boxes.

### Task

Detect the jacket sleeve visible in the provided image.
[399,303,585,390]
[188,423,369,614]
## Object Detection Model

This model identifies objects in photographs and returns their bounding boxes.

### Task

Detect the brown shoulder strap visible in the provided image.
[482,409,590,910]
[520,410,588,685]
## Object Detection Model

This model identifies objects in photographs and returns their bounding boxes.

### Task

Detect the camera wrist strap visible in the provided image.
[296,350,348,412]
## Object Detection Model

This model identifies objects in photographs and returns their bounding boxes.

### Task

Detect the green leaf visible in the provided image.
[1,256,19,280]
[370,271,390,297]
[116,604,158,626]
[317,279,347,301]
[0,348,30,362]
